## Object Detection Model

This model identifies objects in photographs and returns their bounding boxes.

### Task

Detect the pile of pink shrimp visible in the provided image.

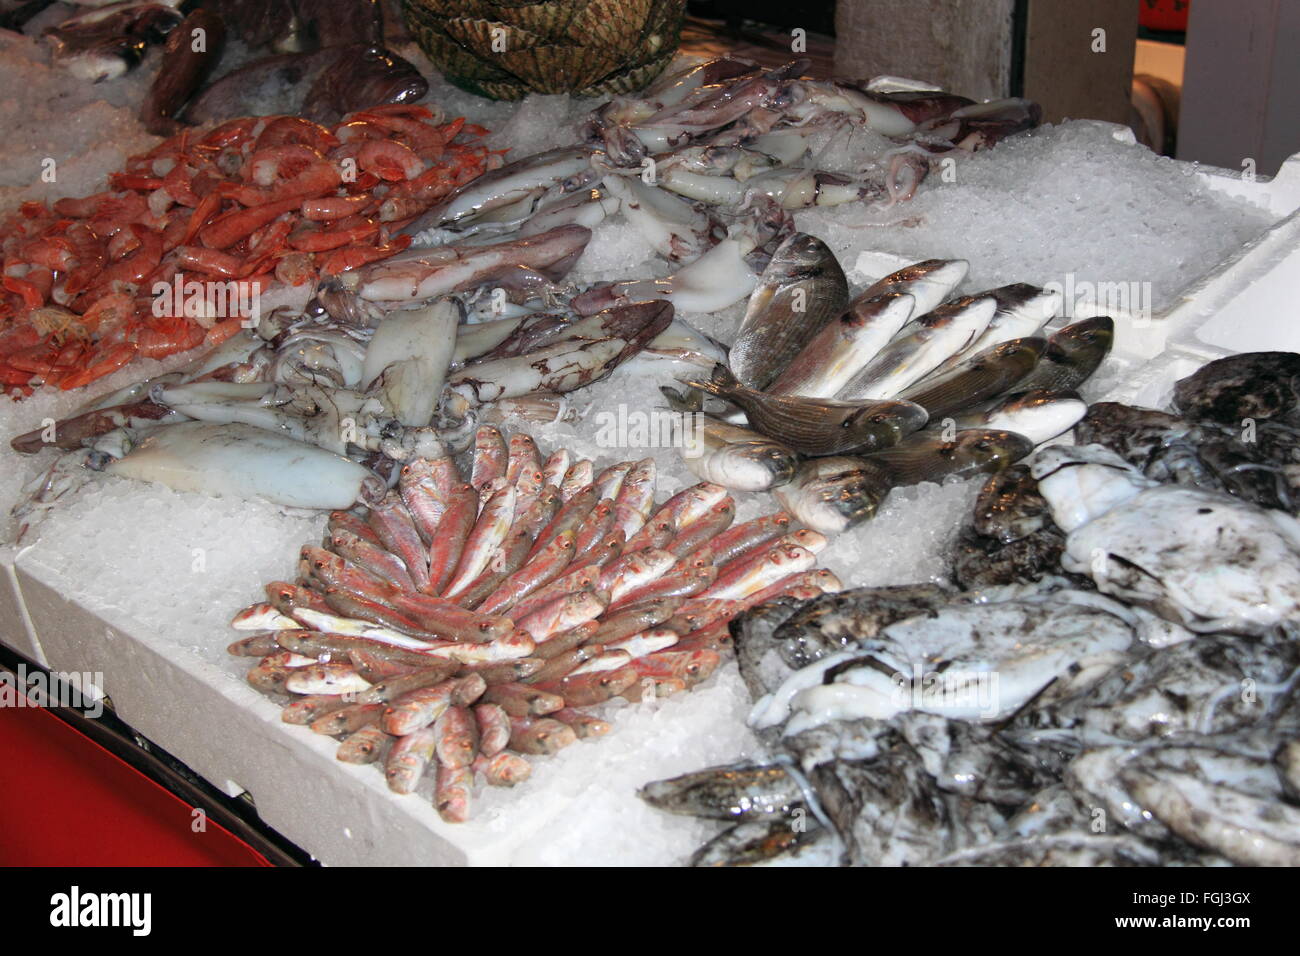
[0,105,498,396]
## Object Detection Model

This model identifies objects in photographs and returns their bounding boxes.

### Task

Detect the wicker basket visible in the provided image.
[403,0,685,100]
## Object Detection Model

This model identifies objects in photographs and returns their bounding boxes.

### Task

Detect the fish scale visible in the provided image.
[729,233,849,390]
[837,295,997,401]
[766,291,916,399]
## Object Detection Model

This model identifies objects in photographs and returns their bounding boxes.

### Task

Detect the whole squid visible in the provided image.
[104,422,385,509]
[446,301,673,408]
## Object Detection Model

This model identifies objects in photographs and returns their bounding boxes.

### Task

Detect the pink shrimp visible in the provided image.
[57,341,137,390]
[357,140,425,181]
[254,116,339,153]
[300,194,373,221]
[199,117,259,150]
[334,120,387,143]
[245,144,322,186]
[86,226,162,293]
[162,161,198,206]
[175,245,245,278]
[135,316,207,359]
[199,197,300,249]
[222,160,342,207]
[319,234,411,275]
[288,218,379,252]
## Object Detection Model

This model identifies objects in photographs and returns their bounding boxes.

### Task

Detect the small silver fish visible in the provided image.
[952,389,1087,446]
[930,282,1060,373]
[676,410,798,492]
[857,258,968,317]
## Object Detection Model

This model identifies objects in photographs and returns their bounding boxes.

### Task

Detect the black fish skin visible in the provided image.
[184,44,428,126]
[302,44,429,124]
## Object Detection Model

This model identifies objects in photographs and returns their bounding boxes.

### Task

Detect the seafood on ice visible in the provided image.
[641,349,1300,866]
[667,250,1106,535]
[226,426,843,823]
[10,286,674,528]
[0,104,495,395]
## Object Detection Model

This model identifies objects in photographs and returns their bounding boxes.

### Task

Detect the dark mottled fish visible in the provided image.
[690,816,825,867]
[301,44,428,124]
[140,8,226,134]
[185,43,426,125]
[639,761,804,821]
[1171,351,1300,424]
[971,463,1051,543]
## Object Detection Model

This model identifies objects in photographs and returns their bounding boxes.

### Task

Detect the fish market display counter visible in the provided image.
[4,141,1296,865]
[2,7,1299,863]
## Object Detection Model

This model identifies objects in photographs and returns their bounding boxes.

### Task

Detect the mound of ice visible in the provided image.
[0,33,160,210]
[798,121,1277,312]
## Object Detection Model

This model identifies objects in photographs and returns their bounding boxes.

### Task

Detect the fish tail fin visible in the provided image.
[660,386,704,412]
[694,362,740,393]
[711,362,740,386]
[685,363,741,403]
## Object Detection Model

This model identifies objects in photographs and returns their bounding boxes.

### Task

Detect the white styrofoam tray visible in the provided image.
[3,142,1297,866]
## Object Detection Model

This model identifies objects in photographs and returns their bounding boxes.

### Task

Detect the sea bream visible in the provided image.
[766,292,916,399]
[837,295,997,400]
[688,364,929,456]
[728,233,850,390]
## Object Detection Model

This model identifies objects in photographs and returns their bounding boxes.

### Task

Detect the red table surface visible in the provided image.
[0,702,273,867]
